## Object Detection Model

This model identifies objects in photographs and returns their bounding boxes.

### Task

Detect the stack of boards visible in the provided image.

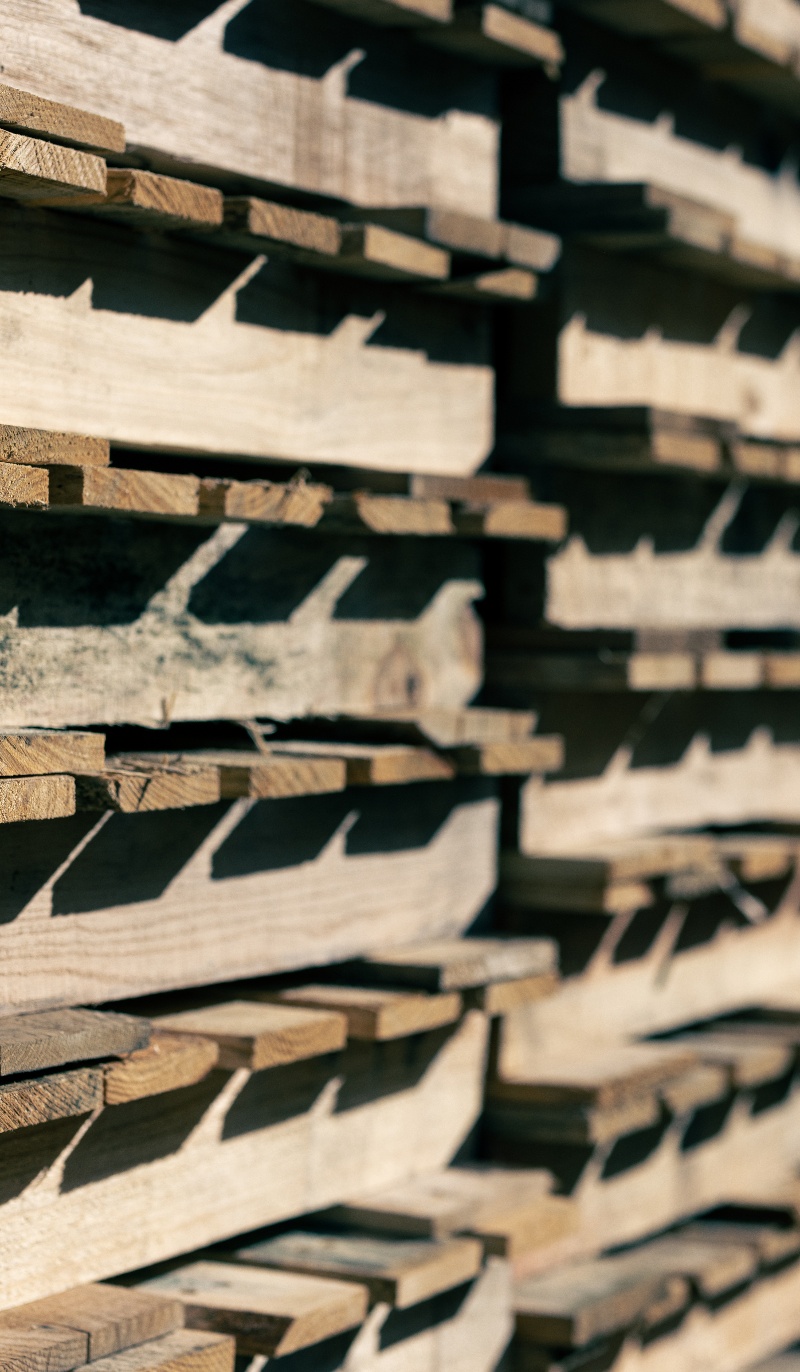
[3,2,800,1372]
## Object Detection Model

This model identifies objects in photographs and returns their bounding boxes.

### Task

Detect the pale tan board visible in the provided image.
[0,461,48,507]
[0,1008,149,1077]
[140,1261,367,1358]
[623,1229,759,1298]
[0,129,106,201]
[433,267,538,302]
[425,3,564,66]
[310,0,451,24]
[85,170,223,230]
[0,731,103,777]
[409,474,531,503]
[221,198,342,258]
[72,1331,234,1372]
[514,1256,677,1347]
[449,738,564,776]
[0,1286,183,1362]
[0,84,124,154]
[0,1324,89,1372]
[360,937,557,991]
[165,750,347,802]
[103,1033,220,1106]
[658,1064,729,1118]
[48,469,200,518]
[473,974,559,1016]
[328,1167,575,1261]
[489,1042,698,1110]
[680,1220,800,1267]
[337,224,450,281]
[0,425,109,467]
[153,1000,347,1071]
[271,985,463,1040]
[197,477,332,528]
[235,1231,483,1308]
[0,774,75,823]
[75,759,221,814]
[453,501,567,541]
[0,1066,102,1134]
[268,741,455,787]
[322,493,455,537]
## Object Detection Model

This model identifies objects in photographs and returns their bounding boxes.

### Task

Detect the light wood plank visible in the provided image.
[0,129,105,201]
[75,1331,233,1372]
[0,775,75,824]
[433,267,538,302]
[449,738,564,776]
[490,1042,697,1110]
[453,500,567,540]
[173,750,346,801]
[197,478,331,528]
[75,759,220,815]
[0,1287,183,1361]
[337,224,450,281]
[426,4,564,65]
[221,199,341,259]
[70,170,224,231]
[310,0,451,24]
[153,1000,347,1071]
[0,425,108,467]
[0,731,103,777]
[514,1256,674,1346]
[0,1009,149,1077]
[0,462,47,508]
[322,493,454,537]
[328,1166,556,1239]
[0,1067,102,1134]
[0,84,124,154]
[270,985,462,1040]
[140,1261,367,1358]
[104,1033,219,1106]
[48,469,200,518]
[235,1231,482,1308]
[361,937,558,991]
[268,741,455,787]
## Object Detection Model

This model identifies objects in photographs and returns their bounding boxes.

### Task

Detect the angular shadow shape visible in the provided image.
[344,780,491,856]
[187,529,343,625]
[0,814,97,925]
[221,1056,340,1138]
[380,1280,473,1348]
[0,1115,89,1204]
[600,1115,671,1178]
[53,805,228,915]
[78,0,223,40]
[680,1094,735,1152]
[0,509,206,629]
[61,1073,226,1191]
[333,539,480,622]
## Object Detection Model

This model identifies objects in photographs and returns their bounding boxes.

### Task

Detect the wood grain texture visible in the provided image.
[140,1261,367,1358]
[236,1231,482,1308]
[0,1011,488,1309]
[268,741,455,786]
[75,1331,234,1372]
[0,731,103,777]
[0,1009,149,1077]
[173,750,347,801]
[153,1000,347,1070]
[434,267,538,302]
[328,1166,556,1240]
[104,1033,219,1106]
[0,1324,88,1372]
[0,204,492,475]
[361,937,557,991]
[455,500,567,541]
[75,759,221,814]
[222,197,341,258]
[514,1255,675,1346]
[337,224,450,281]
[271,985,463,1040]
[489,1042,696,1110]
[197,478,331,528]
[448,738,564,776]
[322,494,455,537]
[78,170,224,231]
[0,83,124,154]
[0,424,108,467]
[0,462,48,507]
[0,780,498,1010]
[48,469,200,518]
[0,4,497,217]
[0,1067,102,1133]
[0,1287,183,1361]
[0,775,75,823]
[0,129,106,202]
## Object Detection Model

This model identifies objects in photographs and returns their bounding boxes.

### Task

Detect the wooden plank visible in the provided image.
[473,973,559,1015]
[489,1042,697,1110]
[0,775,75,824]
[0,84,124,155]
[425,4,564,66]
[0,731,103,777]
[673,1031,795,1088]
[0,425,108,468]
[171,750,347,801]
[267,741,455,787]
[221,198,341,260]
[627,1229,759,1297]
[140,1261,367,1358]
[0,1287,183,1361]
[74,1331,233,1372]
[0,1009,149,1076]
[453,500,566,541]
[235,1231,483,1309]
[48,469,200,519]
[197,478,331,528]
[75,760,220,815]
[327,1166,556,1239]
[153,1000,347,1071]
[410,474,531,503]
[336,224,450,281]
[514,1256,674,1346]
[0,462,48,508]
[56,170,224,232]
[433,267,539,302]
[0,129,105,202]
[486,1093,663,1147]
[0,777,498,1011]
[0,1067,102,1134]
[0,1325,88,1372]
[270,984,463,1040]
[658,1063,729,1116]
[103,1033,219,1106]
[0,1011,489,1310]
[448,738,564,776]
[322,493,455,537]
[360,937,558,991]
[680,1220,800,1267]
[0,7,497,221]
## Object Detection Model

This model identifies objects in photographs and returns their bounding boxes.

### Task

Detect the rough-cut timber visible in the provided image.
[0,83,125,155]
[0,1009,149,1077]
[103,1034,219,1106]
[0,1011,488,1309]
[0,778,498,1010]
[154,1000,348,1070]
[0,129,106,202]
[0,3,498,218]
[272,984,463,1040]
[0,1285,183,1361]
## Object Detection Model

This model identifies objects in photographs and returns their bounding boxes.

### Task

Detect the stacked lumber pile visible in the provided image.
[3,2,800,1371]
